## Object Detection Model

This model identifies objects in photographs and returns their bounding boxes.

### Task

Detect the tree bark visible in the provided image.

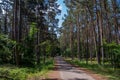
[111,0,119,44]
[13,0,20,66]
[76,14,81,60]
[70,22,74,59]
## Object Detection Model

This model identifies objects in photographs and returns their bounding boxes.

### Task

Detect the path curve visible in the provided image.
[55,56,95,80]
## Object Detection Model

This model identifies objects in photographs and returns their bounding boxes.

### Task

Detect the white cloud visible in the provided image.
[58,5,62,10]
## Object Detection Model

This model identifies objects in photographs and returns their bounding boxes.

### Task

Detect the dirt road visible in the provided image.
[55,56,95,80]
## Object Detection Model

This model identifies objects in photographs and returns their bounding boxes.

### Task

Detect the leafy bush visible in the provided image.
[63,48,71,57]
[20,24,38,66]
[0,34,16,63]
[0,66,27,80]
[0,58,54,80]
[103,41,120,67]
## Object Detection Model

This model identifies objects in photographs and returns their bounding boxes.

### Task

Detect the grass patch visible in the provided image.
[66,58,120,80]
[0,58,54,80]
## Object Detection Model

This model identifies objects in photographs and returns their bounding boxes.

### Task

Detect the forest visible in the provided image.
[60,0,120,66]
[0,0,120,80]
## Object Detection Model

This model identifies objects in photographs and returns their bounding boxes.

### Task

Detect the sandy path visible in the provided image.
[55,56,95,80]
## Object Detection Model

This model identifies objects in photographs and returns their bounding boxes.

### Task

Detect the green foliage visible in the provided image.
[28,58,54,79]
[103,41,120,55]
[0,34,16,63]
[20,23,38,66]
[40,40,60,57]
[0,65,27,80]
[0,58,54,80]
[63,48,71,57]
[103,41,120,67]
[29,23,38,38]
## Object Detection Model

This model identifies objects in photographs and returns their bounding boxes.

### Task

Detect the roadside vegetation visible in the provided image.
[66,59,120,80]
[0,0,60,80]
[0,58,54,80]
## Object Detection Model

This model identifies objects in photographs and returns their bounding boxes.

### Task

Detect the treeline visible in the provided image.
[60,0,120,68]
[0,0,60,66]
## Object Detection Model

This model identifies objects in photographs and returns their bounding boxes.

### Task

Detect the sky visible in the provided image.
[56,0,67,28]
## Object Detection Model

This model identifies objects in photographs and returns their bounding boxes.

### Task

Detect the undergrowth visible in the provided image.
[0,58,54,80]
[66,58,120,80]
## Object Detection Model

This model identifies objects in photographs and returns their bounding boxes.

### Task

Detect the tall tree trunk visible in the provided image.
[103,0,112,43]
[0,22,1,33]
[95,0,103,64]
[111,0,119,44]
[13,0,20,66]
[86,28,89,64]
[70,22,74,59]
[36,30,40,64]
[97,10,104,65]
[76,14,81,60]
[18,0,22,42]
[4,6,8,34]
[99,0,104,64]
[87,5,97,63]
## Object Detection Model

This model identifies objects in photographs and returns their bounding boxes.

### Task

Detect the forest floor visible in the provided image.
[45,56,108,80]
